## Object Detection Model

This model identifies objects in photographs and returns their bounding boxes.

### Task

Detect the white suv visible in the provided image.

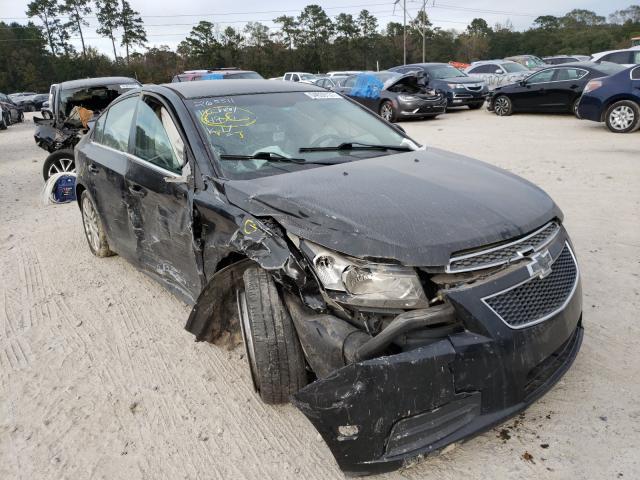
[591,47,640,68]
[283,72,318,83]
[465,60,530,90]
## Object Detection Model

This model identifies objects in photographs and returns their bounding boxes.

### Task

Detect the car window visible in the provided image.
[632,52,640,64]
[471,65,496,74]
[502,63,528,73]
[527,69,555,84]
[284,74,291,81]
[93,112,107,143]
[553,68,587,81]
[342,76,357,88]
[632,66,640,80]
[134,96,185,173]
[292,74,300,82]
[601,51,631,64]
[101,96,138,152]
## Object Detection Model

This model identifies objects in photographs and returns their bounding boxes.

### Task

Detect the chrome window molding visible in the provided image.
[481,242,580,330]
[90,141,180,178]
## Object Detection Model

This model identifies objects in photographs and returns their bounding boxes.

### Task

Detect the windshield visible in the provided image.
[428,65,467,79]
[188,92,417,180]
[525,56,545,68]
[502,63,528,73]
[300,74,317,80]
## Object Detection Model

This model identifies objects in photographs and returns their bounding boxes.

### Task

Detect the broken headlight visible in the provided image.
[304,241,428,309]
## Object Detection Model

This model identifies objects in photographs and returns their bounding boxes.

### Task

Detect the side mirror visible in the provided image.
[495,69,503,74]
[519,80,527,87]
[41,109,53,119]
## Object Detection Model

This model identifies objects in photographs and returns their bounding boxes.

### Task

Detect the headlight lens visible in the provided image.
[447,83,465,89]
[304,241,428,308]
[398,94,419,102]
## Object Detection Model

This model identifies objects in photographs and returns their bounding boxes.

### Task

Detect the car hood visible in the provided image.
[223,148,562,267]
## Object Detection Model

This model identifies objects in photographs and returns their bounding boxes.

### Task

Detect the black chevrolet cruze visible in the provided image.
[75,80,582,475]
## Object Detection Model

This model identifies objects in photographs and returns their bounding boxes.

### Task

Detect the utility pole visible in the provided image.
[422,0,426,62]
[403,0,407,64]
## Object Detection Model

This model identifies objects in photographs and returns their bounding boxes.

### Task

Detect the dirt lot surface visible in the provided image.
[1,110,639,480]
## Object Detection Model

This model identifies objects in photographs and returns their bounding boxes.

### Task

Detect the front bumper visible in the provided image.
[292,230,583,475]
[397,98,448,117]
[446,89,488,106]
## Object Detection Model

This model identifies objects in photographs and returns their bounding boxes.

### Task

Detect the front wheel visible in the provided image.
[43,149,75,180]
[80,191,114,258]
[379,100,396,122]
[605,100,640,133]
[238,267,307,404]
[493,95,513,116]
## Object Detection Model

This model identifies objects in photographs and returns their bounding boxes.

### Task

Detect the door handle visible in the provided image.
[570,84,579,89]
[128,184,147,197]
[88,164,99,174]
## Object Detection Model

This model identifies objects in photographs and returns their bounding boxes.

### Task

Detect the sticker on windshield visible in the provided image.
[304,92,341,99]
[198,106,256,139]
[120,84,139,89]
[193,97,234,107]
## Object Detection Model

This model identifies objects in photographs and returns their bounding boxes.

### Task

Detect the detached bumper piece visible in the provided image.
[293,324,582,475]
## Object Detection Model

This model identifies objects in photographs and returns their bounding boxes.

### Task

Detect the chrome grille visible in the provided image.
[482,243,578,329]
[447,222,560,273]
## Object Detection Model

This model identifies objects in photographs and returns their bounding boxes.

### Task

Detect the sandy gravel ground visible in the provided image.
[0,110,639,480]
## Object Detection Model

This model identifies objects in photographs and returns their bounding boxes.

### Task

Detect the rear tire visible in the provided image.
[80,191,114,258]
[604,100,640,133]
[572,98,581,117]
[238,267,307,404]
[379,100,396,122]
[42,149,75,180]
[493,95,513,116]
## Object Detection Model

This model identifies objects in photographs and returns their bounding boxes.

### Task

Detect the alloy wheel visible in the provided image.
[380,103,393,121]
[494,97,510,116]
[47,158,75,177]
[82,197,101,253]
[609,105,635,131]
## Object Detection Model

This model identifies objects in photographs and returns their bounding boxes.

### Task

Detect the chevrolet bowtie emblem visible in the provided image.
[527,249,553,279]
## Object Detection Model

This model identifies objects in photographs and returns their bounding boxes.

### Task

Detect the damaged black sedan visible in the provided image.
[74,80,583,475]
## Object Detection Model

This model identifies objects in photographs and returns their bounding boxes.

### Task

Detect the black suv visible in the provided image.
[34,76,140,180]
[389,63,488,109]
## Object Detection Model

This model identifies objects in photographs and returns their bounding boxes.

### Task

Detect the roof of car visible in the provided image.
[59,76,140,90]
[470,59,520,65]
[161,79,325,99]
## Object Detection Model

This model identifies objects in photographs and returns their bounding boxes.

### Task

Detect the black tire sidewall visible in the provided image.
[42,149,75,180]
[241,267,307,404]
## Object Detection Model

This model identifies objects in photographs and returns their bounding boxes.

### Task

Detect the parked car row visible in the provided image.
[0,92,24,129]
[9,91,48,111]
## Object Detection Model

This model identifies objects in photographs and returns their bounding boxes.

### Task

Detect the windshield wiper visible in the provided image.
[299,142,414,153]
[219,151,309,164]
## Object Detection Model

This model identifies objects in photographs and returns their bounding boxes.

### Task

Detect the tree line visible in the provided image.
[1,3,639,93]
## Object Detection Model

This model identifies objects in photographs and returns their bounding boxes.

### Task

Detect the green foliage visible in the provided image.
[2,4,640,92]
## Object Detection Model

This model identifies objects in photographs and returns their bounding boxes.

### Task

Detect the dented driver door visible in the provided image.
[124,93,202,302]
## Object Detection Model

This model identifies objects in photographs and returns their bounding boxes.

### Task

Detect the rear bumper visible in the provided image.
[292,230,583,475]
[577,95,604,122]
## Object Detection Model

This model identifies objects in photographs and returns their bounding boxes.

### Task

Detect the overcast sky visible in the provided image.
[1,0,633,57]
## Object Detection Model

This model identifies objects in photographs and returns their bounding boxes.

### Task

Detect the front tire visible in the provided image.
[80,191,114,258]
[43,149,75,180]
[238,267,307,404]
[379,100,396,122]
[493,95,513,116]
[605,100,640,133]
